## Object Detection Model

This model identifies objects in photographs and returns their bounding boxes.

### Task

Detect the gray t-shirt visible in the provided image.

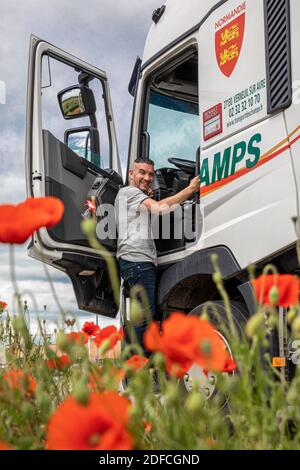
[114,186,157,266]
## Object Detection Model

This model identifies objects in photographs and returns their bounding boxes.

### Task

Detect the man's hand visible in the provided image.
[90,196,97,219]
[142,175,201,215]
[146,187,154,198]
[188,175,200,194]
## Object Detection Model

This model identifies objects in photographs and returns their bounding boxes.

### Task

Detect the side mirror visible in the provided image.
[65,128,91,160]
[58,85,96,119]
[65,127,100,167]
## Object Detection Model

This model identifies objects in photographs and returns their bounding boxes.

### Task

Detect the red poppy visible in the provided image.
[66,331,89,345]
[46,354,72,369]
[0,301,7,312]
[203,355,237,377]
[222,356,237,373]
[125,355,149,372]
[94,326,124,350]
[0,441,12,450]
[0,197,64,244]
[46,391,133,450]
[144,313,228,377]
[2,369,36,396]
[82,321,100,337]
[143,421,153,433]
[252,274,300,307]
[206,438,217,448]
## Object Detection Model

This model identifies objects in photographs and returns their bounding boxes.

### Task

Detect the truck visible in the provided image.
[25,0,299,395]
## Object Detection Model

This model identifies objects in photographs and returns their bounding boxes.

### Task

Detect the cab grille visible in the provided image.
[264,0,292,113]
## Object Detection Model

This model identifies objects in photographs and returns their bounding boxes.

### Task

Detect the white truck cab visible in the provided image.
[25,0,300,333]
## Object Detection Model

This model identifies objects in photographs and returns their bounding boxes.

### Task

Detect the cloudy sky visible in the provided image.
[0,0,160,332]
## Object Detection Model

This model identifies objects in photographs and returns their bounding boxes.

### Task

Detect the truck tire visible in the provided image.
[189,300,248,335]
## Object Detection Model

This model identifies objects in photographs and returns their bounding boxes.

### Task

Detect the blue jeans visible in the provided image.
[119,258,157,356]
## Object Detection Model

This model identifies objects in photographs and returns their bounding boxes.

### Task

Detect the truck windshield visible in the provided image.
[147,90,199,169]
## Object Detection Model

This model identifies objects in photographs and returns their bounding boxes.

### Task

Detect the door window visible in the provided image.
[143,51,199,170]
[147,90,199,169]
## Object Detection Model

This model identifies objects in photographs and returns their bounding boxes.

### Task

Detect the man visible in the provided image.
[114,158,200,355]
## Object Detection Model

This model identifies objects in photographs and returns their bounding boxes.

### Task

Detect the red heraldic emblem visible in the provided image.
[215,13,245,77]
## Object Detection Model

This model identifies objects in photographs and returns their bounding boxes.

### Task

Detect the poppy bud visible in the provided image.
[211,253,218,264]
[292,317,300,336]
[262,338,270,350]
[81,219,97,237]
[165,383,178,405]
[200,311,209,321]
[288,308,298,325]
[246,312,265,337]
[212,272,222,285]
[287,385,298,404]
[73,381,89,406]
[56,331,68,351]
[98,338,111,356]
[130,299,143,324]
[268,313,278,329]
[269,286,279,306]
[247,264,256,278]
[185,392,203,414]
[152,352,165,368]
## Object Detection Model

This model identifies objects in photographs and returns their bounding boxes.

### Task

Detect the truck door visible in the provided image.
[25,36,123,318]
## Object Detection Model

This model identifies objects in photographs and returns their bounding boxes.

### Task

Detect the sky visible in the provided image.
[0,0,160,333]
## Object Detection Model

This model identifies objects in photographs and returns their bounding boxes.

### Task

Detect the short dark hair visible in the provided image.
[134,157,155,166]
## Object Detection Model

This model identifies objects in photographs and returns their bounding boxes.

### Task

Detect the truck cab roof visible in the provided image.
[142,0,221,65]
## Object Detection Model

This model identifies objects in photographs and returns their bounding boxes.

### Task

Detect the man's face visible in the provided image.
[129,162,154,193]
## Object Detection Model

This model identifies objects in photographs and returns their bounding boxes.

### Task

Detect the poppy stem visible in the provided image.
[211,254,238,341]
[9,244,23,317]
[42,261,68,322]
[123,317,144,358]
[296,240,300,267]
[259,265,278,308]
[19,289,39,320]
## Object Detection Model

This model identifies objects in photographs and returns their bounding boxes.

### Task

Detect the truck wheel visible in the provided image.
[182,300,248,401]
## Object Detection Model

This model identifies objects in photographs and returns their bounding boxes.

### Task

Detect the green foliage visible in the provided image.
[1,239,300,450]
[0,305,300,450]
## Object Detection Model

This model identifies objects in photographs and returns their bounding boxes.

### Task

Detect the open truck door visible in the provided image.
[25,36,123,318]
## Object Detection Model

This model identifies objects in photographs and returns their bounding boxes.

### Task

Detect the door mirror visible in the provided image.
[66,128,91,159]
[65,127,100,167]
[58,85,96,119]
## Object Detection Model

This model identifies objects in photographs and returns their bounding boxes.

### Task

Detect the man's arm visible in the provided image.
[142,176,200,214]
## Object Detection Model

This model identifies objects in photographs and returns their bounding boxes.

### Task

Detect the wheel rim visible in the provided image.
[182,329,234,400]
